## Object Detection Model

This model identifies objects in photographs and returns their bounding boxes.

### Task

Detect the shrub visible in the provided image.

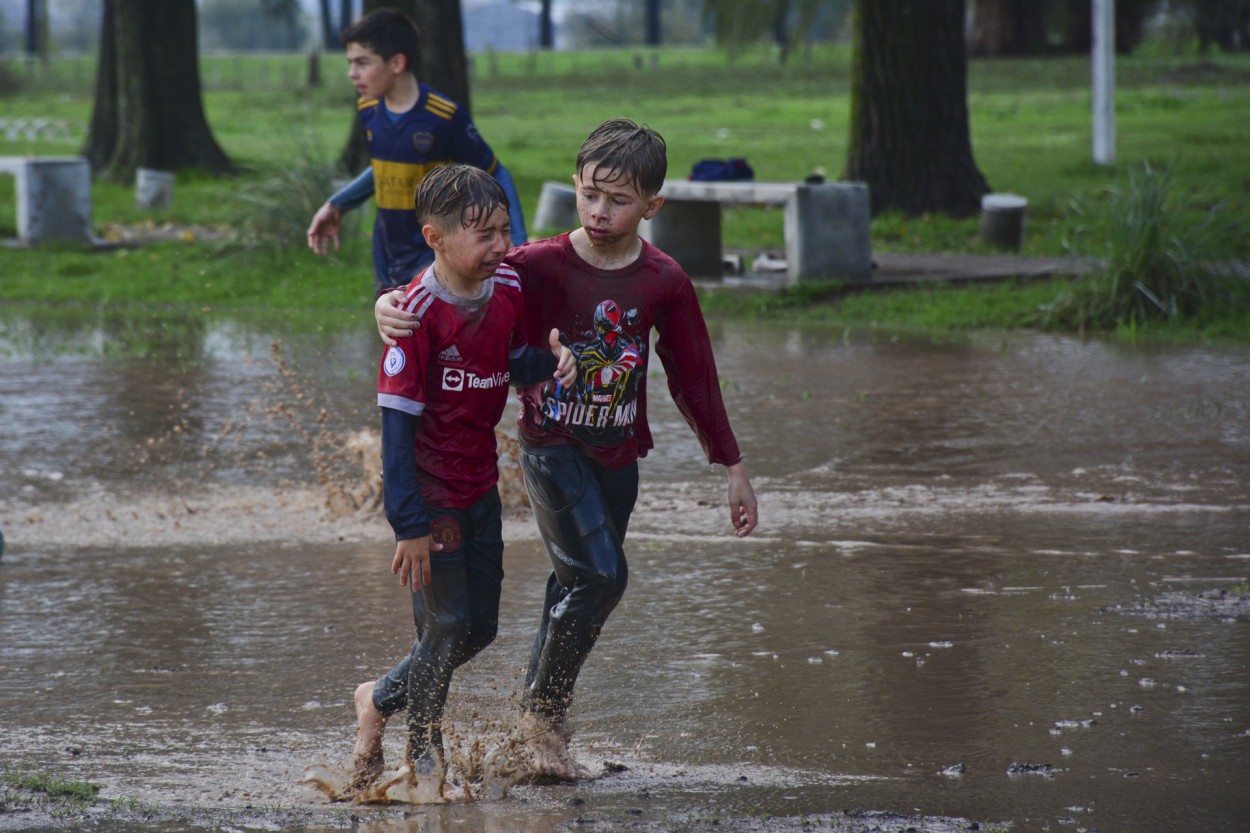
[213,135,362,255]
[1044,160,1249,332]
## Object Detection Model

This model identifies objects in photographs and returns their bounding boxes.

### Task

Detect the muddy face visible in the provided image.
[1,313,1248,833]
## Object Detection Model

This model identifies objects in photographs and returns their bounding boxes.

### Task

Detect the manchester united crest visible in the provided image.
[429,514,462,553]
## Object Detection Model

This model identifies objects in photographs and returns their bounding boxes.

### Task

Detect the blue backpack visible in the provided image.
[689,158,755,182]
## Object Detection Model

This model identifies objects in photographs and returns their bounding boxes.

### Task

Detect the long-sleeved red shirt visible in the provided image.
[508,233,743,470]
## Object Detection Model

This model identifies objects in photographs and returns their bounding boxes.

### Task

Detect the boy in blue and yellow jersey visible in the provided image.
[306,9,527,295]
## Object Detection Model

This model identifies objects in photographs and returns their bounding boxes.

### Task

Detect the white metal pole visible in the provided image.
[1092,0,1116,165]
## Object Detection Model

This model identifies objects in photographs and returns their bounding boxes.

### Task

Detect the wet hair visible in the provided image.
[415,164,509,231]
[575,118,667,197]
[341,8,419,75]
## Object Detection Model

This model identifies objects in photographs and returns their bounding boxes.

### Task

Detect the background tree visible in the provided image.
[1185,0,1250,51]
[845,0,989,216]
[540,0,554,48]
[645,0,662,44]
[702,0,832,62]
[1055,0,1159,53]
[968,0,1048,56]
[317,0,337,49]
[200,0,307,51]
[83,0,233,180]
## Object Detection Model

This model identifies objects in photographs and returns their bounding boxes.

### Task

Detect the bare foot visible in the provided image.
[517,711,584,782]
[349,681,386,792]
[380,745,448,804]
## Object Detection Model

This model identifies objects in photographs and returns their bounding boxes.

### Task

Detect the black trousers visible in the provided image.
[371,487,505,759]
[518,441,639,723]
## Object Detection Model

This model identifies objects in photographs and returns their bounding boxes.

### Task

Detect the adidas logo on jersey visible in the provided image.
[437,345,463,363]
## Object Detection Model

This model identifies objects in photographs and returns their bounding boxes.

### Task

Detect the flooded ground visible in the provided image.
[1,309,1248,833]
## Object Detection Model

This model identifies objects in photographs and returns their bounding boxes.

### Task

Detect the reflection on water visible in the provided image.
[1,310,1248,832]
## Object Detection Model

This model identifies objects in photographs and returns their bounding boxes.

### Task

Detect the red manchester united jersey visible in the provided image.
[377,264,528,508]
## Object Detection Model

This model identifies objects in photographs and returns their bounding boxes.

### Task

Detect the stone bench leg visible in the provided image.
[1,158,95,245]
[785,182,872,284]
[641,199,723,279]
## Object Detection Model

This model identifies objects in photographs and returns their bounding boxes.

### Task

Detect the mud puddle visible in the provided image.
[2,312,1248,832]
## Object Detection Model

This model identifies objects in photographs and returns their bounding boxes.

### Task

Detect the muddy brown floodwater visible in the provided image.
[1,310,1248,833]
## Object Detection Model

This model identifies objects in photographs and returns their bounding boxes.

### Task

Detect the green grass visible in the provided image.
[1,45,1248,342]
[1,767,101,817]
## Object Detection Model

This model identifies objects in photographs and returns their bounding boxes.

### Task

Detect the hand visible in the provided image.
[375,288,417,346]
[307,202,342,255]
[549,328,576,389]
[726,462,758,538]
[391,535,442,589]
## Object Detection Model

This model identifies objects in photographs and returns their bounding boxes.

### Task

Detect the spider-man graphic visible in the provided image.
[542,299,644,442]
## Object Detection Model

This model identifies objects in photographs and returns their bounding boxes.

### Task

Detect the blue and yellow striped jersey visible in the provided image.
[359,83,498,289]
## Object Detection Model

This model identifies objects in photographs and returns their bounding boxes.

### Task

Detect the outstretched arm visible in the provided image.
[307,167,373,255]
[726,461,758,538]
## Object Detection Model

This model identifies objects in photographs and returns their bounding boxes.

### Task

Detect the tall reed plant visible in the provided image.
[1045,161,1249,332]
[214,133,362,256]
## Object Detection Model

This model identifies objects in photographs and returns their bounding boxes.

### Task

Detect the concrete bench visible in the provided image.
[0,156,96,246]
[640,179,872,284]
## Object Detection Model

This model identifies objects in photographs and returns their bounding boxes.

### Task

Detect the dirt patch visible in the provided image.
[0,772,1005,833]
[96,221,232,246]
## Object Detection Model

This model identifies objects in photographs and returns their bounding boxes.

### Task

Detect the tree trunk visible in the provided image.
[969,0,1048,56]
[318,0,337,49]
[83,0,118,172]
[645,0,662,45]
[1058,0,1156,54]
[415,0,471,111]
[540,0,554,48]
[83,0,233,180]
[844,0,989,217]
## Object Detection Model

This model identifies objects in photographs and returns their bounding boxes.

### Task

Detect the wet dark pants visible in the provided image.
[518,442,639,723]
[372,488,504,759]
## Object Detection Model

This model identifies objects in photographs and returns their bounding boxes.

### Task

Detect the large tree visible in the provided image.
[969,0,1048,56]
[338,0,470,173]
[83,0,232,180]
[845,0,989,216]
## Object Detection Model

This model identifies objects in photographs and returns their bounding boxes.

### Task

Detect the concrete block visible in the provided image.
[135,168,175,211]
[980,193,1028,251]
[786,182,872,283]
[0,157,95,246]
[533,181,578,231]
[640,199,724,278]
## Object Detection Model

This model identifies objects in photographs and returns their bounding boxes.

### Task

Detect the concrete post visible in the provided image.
[0,157,95,245]
[533,181,578,231]
[641,199,723,279]
[785,182,872,283]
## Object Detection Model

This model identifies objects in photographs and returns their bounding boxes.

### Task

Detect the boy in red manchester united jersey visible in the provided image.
[358,164,572,802]
[374,120,759,782]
